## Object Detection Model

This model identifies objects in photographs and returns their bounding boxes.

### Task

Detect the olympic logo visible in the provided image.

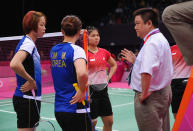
[0,80,3,88]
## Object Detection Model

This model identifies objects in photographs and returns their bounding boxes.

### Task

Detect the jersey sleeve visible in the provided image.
[72,45,87,61]
[19,39,35,55]
[103,48,111,61]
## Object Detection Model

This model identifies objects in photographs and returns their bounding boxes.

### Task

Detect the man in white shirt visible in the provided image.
[121,8,173,131]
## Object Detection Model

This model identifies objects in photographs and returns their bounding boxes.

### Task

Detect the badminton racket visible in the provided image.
[75,29,89,100]
[33,119,55,131]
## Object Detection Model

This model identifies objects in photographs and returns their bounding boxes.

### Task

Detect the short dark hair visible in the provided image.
[22,11,46,34]
[133,8,159,28]
[61,15,82,36]
[86,26,98,35]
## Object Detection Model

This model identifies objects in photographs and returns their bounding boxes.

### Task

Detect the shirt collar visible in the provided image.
[143,28,159,41]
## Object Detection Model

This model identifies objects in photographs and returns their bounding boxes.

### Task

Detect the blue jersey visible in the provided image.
[14,35,41,100]
[50,42,89,113]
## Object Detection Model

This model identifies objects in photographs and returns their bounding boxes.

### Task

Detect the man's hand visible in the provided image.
[139,91,152,104]
[121,48,136,64]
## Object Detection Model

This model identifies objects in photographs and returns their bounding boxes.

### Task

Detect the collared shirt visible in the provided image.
[130,28,173,92]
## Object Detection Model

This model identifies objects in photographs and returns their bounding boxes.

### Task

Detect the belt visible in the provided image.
[133,89,140,93]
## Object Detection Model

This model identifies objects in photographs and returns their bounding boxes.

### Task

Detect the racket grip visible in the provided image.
[73,83,85,105]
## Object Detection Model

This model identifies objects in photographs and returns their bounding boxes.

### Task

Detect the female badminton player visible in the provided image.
[10,11,46,131]
[87,26,117,131]
[50,15,92,131]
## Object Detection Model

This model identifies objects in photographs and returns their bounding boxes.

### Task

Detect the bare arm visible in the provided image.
[107,56,117,81]
[70,58,88,104]
[10,50,36,91]
[139,73,152,103]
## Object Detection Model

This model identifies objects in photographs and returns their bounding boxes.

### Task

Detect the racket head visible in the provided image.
[89,70,108,91]
[33,120,55,131]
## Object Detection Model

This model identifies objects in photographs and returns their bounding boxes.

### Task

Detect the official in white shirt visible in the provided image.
[121,8,173,131]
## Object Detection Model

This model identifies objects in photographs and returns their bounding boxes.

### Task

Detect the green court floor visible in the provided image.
[0,88,175,131]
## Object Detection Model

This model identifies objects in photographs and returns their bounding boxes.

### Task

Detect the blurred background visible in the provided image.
[0,1,191,130]
[0,0,185,62]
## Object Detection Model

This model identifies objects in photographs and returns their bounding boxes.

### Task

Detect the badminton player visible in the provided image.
[170,44,192,119]
[10,11,46,131]
[87,26,117,131]
[50,15,92,131]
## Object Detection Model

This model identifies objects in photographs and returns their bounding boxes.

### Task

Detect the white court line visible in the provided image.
[0,103,12,106]
[0,100,12,104]
[0,109,56,121]
[109,92,134,97]
[112,102,133,108]
[41,116,56,121]
[0,109,15,114]
[96,126,119,131]
[0,109,119,131]
[110,88,131,91]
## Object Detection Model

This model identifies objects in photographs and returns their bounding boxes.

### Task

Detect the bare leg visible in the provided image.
[18,128,33,131]
[101,115,113,131]
[92,119,97,131]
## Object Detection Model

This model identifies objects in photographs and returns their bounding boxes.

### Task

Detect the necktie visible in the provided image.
[128,65,133,85]
[128,40,144,85]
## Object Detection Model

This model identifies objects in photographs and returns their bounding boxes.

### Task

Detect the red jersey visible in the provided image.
[171,45,192,78]
[88,48,111,84]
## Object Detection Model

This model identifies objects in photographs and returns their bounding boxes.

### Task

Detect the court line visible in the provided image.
[109,92,134,97]
[0,109,56,121]
[96,126,119,131]
[0,100,12,104]
[0,109,15,114]
[112,102,133,108]
[0,109,120,131]
[0,103,12,106]
[109,88,131,91]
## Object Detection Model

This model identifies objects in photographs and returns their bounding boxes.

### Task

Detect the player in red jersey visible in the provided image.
[87,26,117,131]
[170,45,192,119]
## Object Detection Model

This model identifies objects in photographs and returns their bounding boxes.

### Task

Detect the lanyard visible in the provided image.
[144,29,160,45]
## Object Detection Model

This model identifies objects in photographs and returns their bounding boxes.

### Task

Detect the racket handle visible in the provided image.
[73,83,85,105]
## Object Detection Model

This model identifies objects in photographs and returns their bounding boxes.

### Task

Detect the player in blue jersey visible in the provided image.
[10,11,46,131]
[50,15,92,131]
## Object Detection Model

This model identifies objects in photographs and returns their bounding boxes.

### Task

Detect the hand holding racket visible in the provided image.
[70,83,86,105]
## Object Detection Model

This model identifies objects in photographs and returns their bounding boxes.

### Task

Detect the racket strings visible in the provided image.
[32,90,55,131]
